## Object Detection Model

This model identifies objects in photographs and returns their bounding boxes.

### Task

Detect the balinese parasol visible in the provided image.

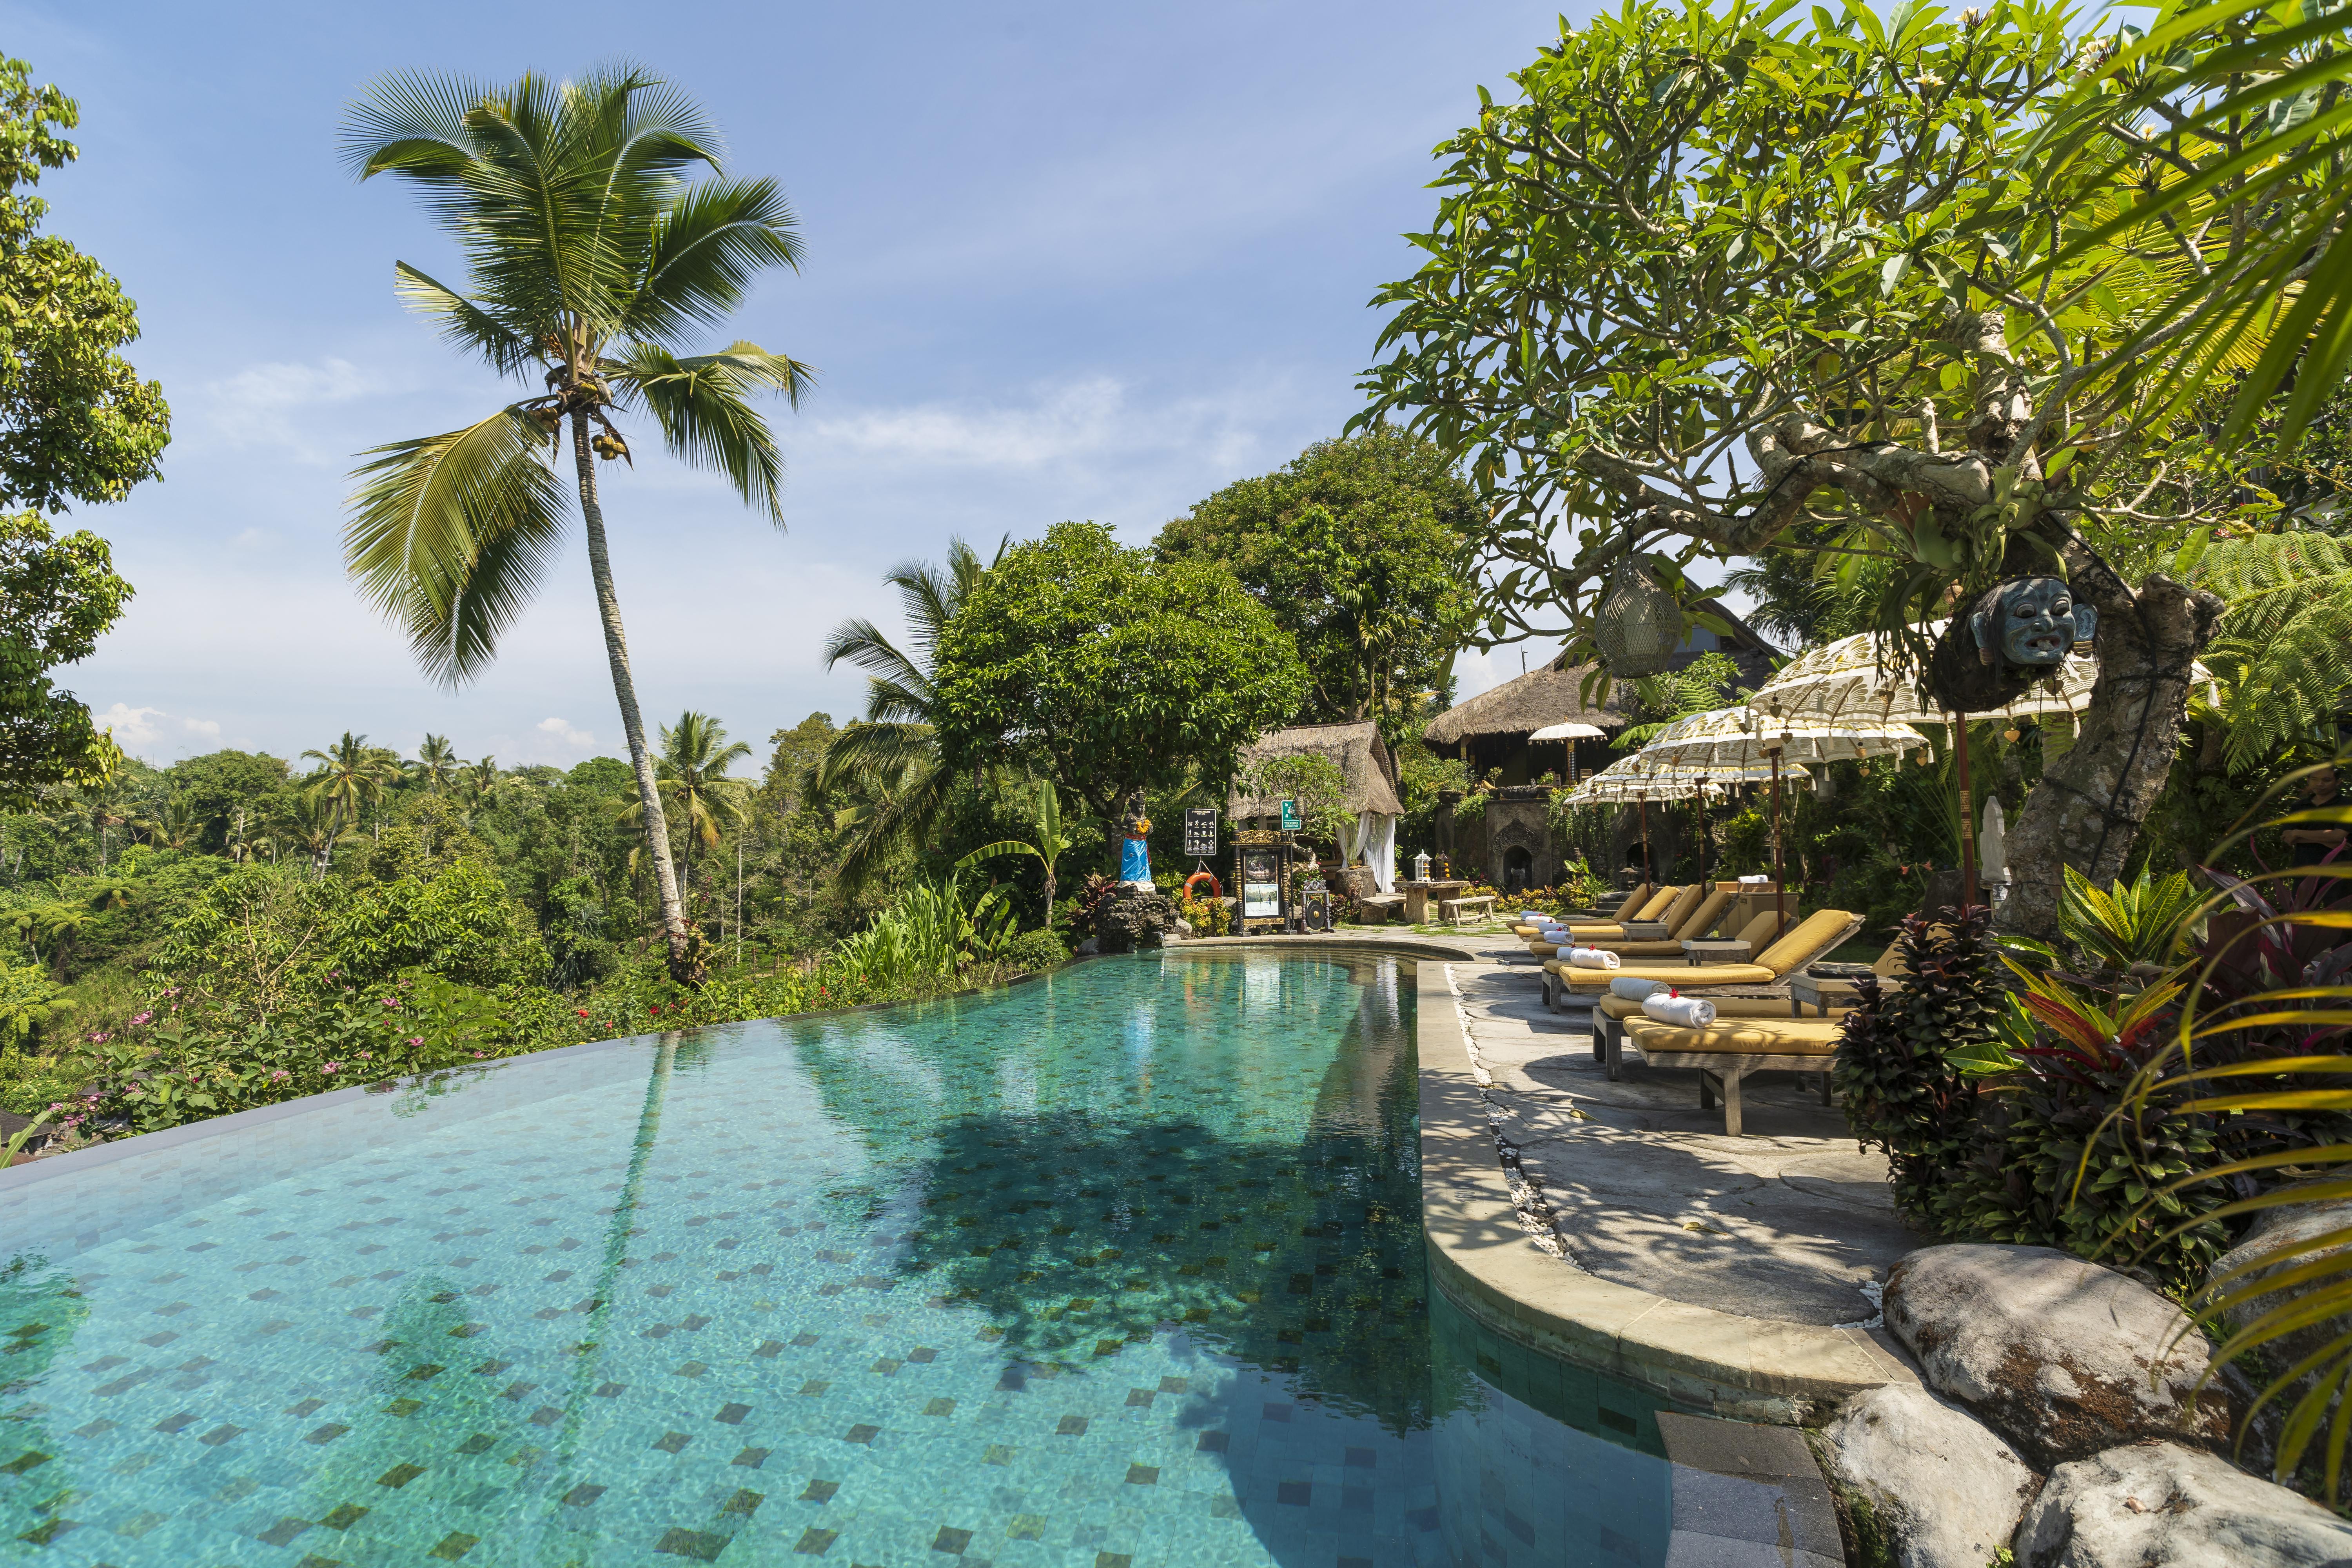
[1748,624,2219,907]
[1639,708,1924,924]
[1529,720,1610,784]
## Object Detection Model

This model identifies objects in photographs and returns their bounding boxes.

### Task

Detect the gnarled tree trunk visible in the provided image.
[1997,546,2224,942]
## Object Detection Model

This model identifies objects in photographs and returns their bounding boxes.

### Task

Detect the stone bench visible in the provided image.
[1439,894,1496,925]
[1352,893,1407,924]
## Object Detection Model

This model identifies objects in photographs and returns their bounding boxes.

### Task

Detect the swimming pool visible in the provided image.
[1,951,1676,1566]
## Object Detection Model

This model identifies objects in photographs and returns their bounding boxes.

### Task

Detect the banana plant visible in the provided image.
[956,780,1073,927]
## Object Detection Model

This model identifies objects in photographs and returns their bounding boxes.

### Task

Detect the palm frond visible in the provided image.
[832,755,955,896]
[344,409,568,687]
[820,617,926,693]
[341,69,494,181]
[392,262,535,377]
[607,340,808,521]
[629,176,805,339]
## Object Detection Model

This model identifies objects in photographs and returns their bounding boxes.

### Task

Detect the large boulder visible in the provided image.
[1817,1384,2039,1568]
[2206,1181,2352,1498]
[2013,1440,2352,1567]
[1884,1243,2229,1470]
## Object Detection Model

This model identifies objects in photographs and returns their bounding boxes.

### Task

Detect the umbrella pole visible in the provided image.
[1770,750,1785,929]
[1639,795,1650,881]
[1955,713,1979,911]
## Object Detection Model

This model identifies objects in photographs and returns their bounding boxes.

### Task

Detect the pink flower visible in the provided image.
[321,1062,341,1074]
[381,998,399,1010]
[405,1038,420,1048]
[270,1069,289,1082]
[130,1011,152,1026]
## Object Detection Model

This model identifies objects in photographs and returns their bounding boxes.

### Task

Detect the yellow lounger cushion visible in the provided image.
[1631,886,1686,922]
[1609,884,1653,921]
[1755,909,1859,977]
[1673,887,1735,941]
[1596,994,1850,1022]
[1546,959,1778,989]
[1622,1016,1847,1056]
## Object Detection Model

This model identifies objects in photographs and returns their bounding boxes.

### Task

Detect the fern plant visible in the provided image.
[2191,533,2352,774]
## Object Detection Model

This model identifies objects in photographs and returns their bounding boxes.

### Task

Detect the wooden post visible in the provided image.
[1954,715,1979,911]
[1770,749,1786,930]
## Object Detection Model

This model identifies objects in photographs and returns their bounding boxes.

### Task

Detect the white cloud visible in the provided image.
[195,358,372,459]
[814,377,1130,468]
[92,703,223,760]
[536,716,595,749]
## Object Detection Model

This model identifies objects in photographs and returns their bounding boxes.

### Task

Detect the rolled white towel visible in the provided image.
[1519,910,1547,924]
[1566,946,1620,970]
[1609,976,1668,1002]
[1738,874,1770,885]
[1642,993,1717,1027]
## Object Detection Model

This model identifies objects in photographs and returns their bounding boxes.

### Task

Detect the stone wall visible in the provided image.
[1486,786,1564,891]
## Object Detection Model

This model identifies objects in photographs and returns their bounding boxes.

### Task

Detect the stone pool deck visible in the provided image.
[1184,932,1924,1424]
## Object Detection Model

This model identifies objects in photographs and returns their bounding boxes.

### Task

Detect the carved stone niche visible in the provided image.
[1486,786,1563,892]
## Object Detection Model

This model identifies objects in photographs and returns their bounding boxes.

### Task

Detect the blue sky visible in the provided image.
[14,0,1583,771]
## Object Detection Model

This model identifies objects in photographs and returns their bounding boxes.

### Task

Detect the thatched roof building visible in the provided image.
[1423,598,1781,786]
[1421,664,1628,750]
[1229,720,1405,819]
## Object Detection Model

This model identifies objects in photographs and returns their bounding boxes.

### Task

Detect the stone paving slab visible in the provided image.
[1415,961,1919,1425]
[1443,958,1924,1330]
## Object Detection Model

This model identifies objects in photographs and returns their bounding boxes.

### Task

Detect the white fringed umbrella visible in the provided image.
[1638,708,1925,923]
[1746,625,2218,907]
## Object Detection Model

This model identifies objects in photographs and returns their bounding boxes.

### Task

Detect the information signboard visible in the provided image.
[1279,797,1301,832]
[1183,807,1218,858]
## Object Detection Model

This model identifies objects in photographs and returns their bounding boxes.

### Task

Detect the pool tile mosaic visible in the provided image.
[1,951,1681,1566]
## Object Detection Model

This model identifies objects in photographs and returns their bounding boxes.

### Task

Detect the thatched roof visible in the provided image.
[1229,721,1405,819]
[1423,597,1784,747]
[1423,664,1629,747]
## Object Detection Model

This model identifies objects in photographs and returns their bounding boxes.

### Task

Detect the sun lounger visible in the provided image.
[1538,908,1864,1013]
[1620,1014,1847,1134]
[1515,884,1684,946]
[1508,884,1652,940]
[1521,886,1695,955]
[1569,886,1739,960]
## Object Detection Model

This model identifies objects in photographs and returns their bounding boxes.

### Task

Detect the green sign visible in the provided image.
[1279,797,1301,831]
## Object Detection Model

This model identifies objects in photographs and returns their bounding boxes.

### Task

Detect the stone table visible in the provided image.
[1400,878,1470,924]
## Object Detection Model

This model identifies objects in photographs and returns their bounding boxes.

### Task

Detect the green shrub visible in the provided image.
[1833,908,2001,1230]
[997,929,1068,973]
[56,972,510,1138]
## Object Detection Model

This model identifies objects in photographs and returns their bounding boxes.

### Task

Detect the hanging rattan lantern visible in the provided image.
[1592,559,1682,678]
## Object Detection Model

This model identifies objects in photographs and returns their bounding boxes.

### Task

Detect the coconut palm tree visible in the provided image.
[339,66,809,983]
[619,711,751,910]
[303,732,402,843]
[414,733,459,793]
[818,537,1002,891]
[275,791,346,877]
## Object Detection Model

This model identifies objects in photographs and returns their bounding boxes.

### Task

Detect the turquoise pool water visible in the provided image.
[0,951,1675,1566]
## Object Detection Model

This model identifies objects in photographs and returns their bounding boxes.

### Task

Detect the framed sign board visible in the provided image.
[1235,829,1287,933]
[1279,798,1302,832]
[1183,807,1218,858]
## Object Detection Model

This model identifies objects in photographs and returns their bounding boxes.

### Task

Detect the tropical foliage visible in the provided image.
[817,537,1000,891]
[1156,427,1479,742]
[931,521,1308,843]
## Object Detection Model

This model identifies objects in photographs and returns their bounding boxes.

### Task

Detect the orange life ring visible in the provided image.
[1183,870,1223,900]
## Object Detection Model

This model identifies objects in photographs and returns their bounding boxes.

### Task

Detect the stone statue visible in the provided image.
[1120,797,1153,889]
[1929,575,2097,713]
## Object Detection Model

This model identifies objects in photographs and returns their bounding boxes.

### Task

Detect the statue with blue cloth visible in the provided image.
[1120,794,1154,888]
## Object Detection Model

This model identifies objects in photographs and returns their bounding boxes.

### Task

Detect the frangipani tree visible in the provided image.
[339,65,810,981]
[1357,0,2318,939]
